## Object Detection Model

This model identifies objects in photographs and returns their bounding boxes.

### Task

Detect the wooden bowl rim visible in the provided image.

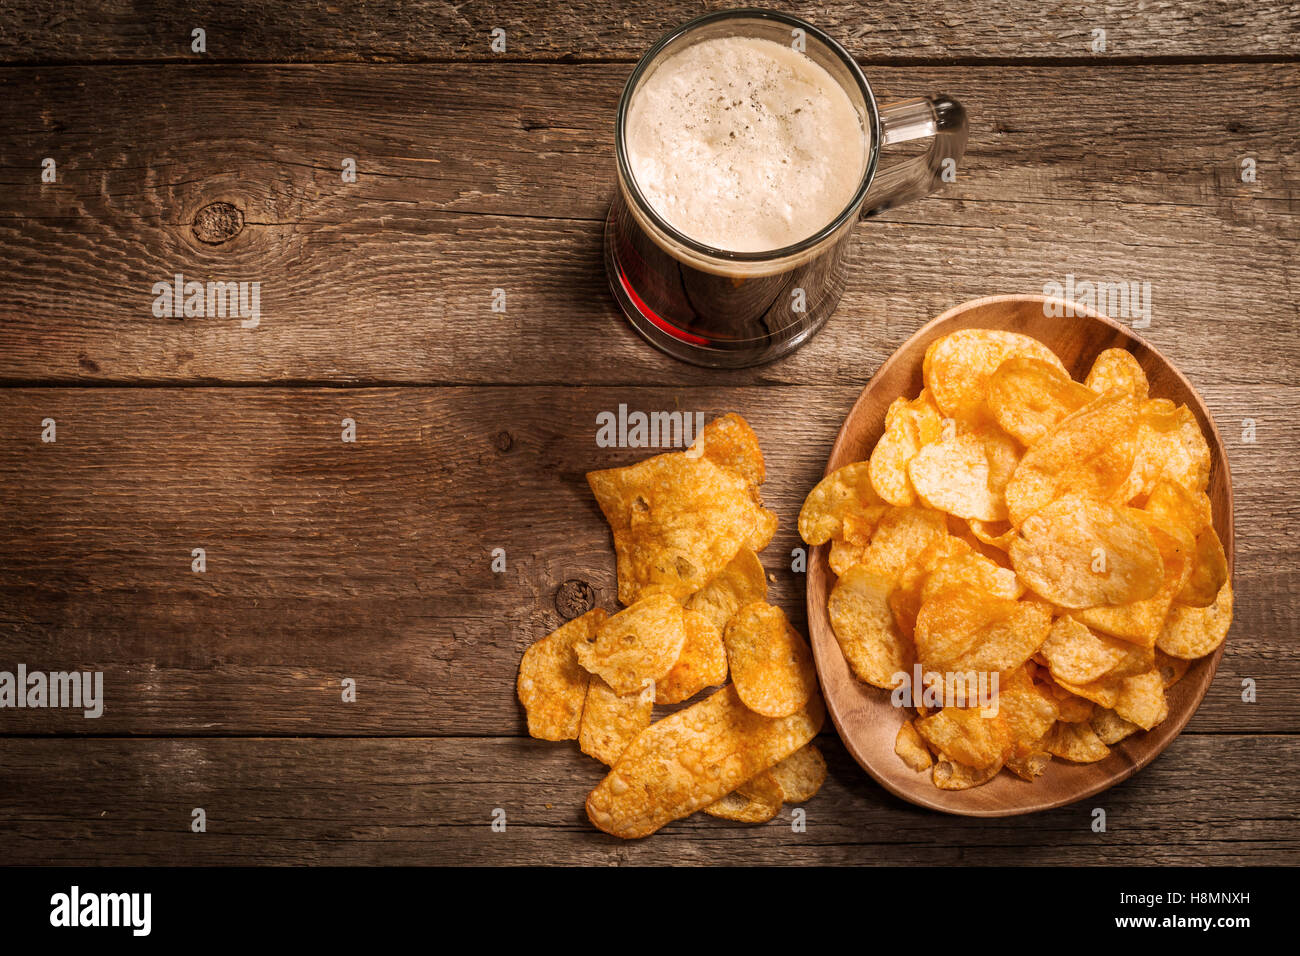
[806,293,1234,817]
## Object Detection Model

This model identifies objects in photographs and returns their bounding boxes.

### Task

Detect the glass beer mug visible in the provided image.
[604,9,968,368]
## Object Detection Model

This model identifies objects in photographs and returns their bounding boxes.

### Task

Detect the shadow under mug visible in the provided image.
[604,9,968,368]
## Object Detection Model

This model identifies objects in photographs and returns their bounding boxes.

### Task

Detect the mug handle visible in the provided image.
[860,95,968,218]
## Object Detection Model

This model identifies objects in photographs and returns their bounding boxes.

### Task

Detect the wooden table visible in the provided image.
[1,1,1297,866]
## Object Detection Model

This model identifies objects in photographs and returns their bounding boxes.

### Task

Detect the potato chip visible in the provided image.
[995,668,1060,756]
[828,564,914,688]
[574,593,685,695]
[798,460,884,545]
[1043,720,1111,763]
[1010,494,1164,609]
[922,329,1068,418]
[869,393,943,506]
[908,432,1011,521]
[588,452,768,605]
[988,356,1096,446]
[1085,348,1149,401]
[586,684,823,839]
[1155,648,1191,688]
[969,518,1018,553]
[920,552,1023,605]
[1119,401,1212,502]
[1113,669,1168,730]
[694,412,766,487]
[655,608,729,705]
[933,758,1002,790]
[1005,749,1052,781]
[703,770,784,823]
[895,719,934,771]
[914,586,1050,674]
[579,677,655,765]
[857,506,950,583]
[915,707,1008,768]
[1039,617,1131,685]
[1156,581,1233,660]
[1144,479,1212,536]
[1141,479,1225,608]
[516,608,606,740]
[1004,388,1139,527]
[768,743,828,802]
[1074,518,1193,646]
[684,548,766,633]
[950,599,1052,677]
[1179,524,1228,608]
[724,602,818,718]
[1090,707,1141,745]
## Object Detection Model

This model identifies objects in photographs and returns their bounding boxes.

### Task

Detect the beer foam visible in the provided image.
[625,36,868,253]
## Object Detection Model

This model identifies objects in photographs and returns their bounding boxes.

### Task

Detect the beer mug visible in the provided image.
[604,9,968,367]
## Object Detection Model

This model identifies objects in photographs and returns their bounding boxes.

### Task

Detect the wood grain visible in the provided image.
[1,0,1297,63]
[0,64,1296,386]
[0,733,1294,865]
[0,386,1292,735]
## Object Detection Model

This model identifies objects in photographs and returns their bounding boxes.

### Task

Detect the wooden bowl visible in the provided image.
[806,294,1234,816]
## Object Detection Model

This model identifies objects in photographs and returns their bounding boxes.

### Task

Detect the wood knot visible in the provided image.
[493,429,514,453]
[192,202,244,244]
[554,579,595,620]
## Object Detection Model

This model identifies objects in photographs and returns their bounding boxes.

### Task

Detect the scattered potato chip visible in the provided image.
[989,356,1096,445]
[579,677,655,765]
[969,517,1018,553]
[922,329,1068,418]
[869,393,943,505]
[1157,582,1233,660]
[588,451,769,605]
[684,547,766,632]
[724,602,818,718]
[1085,348,1149,400]
[828,564,914,688]
[768,743,828,802]
[586,685,823,839]
[895,719,934,771]
[704,770,784,823]
[798,460,884,545]
[516,608,606,740]
[1004,388,1139,527]
[574,593,685,695]
[1043,720,1111,763]
[655,608,729,705]
[694,412,766,487]
[1010,494,1164,609]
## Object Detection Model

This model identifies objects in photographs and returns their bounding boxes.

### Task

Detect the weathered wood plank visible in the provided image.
[0,734,1294,865]
[0,386,1292,734]
[1,0,1297,63]
[0,64,1295,386]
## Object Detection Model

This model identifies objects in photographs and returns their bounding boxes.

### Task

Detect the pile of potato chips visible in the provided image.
[518,414,827,838]
[800,329,1232,791]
